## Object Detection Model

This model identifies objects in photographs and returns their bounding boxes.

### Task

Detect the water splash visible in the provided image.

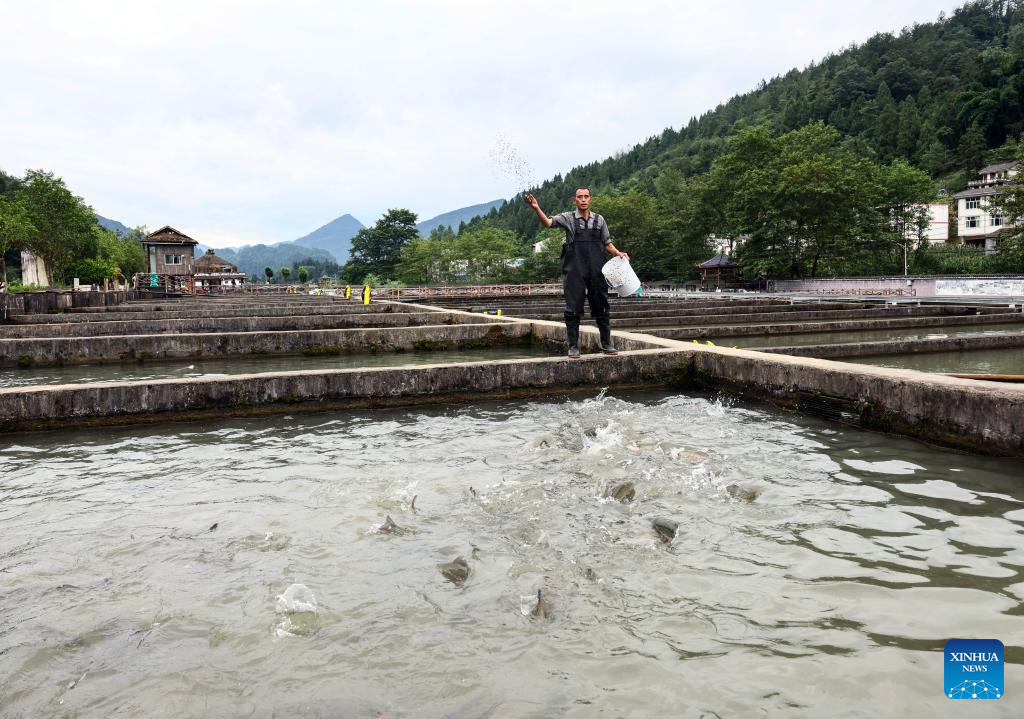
[274,583,319,638]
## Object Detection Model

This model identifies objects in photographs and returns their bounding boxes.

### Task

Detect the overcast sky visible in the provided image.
[2,0,966,247]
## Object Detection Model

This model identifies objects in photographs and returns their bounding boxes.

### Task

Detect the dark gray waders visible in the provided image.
[562,216,616,356]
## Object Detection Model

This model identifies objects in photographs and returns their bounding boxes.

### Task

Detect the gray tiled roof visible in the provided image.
[698,252,738,268]
[978,161,1018,174]
[953,186,1001,199]
[144,225,199,245]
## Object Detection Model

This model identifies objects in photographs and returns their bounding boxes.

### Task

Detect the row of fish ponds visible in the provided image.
[2,293,1023,715]
[3,295,1023,382]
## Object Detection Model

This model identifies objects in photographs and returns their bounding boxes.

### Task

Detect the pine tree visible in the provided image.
[917,120,946,175]
[873,82,900,162]
[959,121,987,175]
[897,97,922,161]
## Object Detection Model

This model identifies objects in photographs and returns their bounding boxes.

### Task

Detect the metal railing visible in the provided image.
[371,283,562,301]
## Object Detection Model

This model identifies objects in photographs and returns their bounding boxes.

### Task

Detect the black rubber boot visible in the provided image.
[597,318,618,355]
[566,323,581,359]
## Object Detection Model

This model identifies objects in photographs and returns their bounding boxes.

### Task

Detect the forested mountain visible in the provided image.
[202,243,336,278]
[95,214,131,235]
[416,199,505,236]
[291,213,364,260]
[475,0,1024,244]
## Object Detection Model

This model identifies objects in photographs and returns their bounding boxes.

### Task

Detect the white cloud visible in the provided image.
[1,0,964,248]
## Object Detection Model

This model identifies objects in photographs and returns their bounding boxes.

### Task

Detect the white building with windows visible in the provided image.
[953,162,1018,252]
[918,203,950,243]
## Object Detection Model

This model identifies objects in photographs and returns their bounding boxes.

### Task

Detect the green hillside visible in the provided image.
[478,0,1023,255]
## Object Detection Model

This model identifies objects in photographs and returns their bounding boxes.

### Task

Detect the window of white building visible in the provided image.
[964,216,980,228]
[990,214,1003,226]
[965,198,981,209]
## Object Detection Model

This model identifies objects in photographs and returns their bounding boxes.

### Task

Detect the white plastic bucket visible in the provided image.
[602,256,641,297]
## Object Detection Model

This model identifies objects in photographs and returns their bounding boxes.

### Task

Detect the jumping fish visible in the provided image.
[608,482,636,503]
[379,515,399,534]
[726,484,761,502]
[652,518,679,544]
[531,589,553,620]
[438,556,470,586]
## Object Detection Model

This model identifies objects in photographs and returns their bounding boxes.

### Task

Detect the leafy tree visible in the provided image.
[0,195,37,285]
[280,266,291,282]
[396,224,522,284]
[96,226,145,277]
[342,208,419,281]
[16,170,97,283]
[291,256,341,281]
[264,266,274,283]
[297,266,309,283]
[519,229,564,282]
[0,169,22,198]
[696,123,929,278]
[454,226,522,283]
[396,235,451,285]
[66,257,118,284]
[877,160,936,274]
[592,192,663,279]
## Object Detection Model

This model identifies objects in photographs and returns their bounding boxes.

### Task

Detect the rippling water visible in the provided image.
[852,348,1024,375]
[1,391,1022,717]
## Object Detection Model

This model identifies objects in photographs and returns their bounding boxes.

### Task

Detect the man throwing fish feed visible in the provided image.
[524,188,630,358]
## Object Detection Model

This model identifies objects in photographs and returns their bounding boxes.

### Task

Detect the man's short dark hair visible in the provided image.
[574,187,591,195]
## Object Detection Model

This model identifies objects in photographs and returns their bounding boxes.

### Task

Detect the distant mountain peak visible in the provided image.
[417,199,505,235]
[291,213,365,260]
[95,214,132,235]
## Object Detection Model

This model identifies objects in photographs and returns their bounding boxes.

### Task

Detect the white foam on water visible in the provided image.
[273,583,320,638]
[276,583,317,614]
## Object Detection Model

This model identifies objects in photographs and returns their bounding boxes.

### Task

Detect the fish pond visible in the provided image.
[1,390,1022,717]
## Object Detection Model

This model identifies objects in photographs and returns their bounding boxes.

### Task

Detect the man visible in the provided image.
[524,188,630,358]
